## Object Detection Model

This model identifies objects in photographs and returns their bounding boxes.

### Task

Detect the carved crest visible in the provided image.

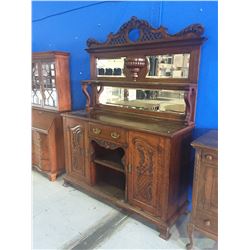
[87,16,205,48]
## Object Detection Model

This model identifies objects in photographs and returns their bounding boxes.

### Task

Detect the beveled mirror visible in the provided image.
[96,54,190,79]
[99,86,185,113]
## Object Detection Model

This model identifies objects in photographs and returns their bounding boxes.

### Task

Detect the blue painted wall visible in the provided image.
[32,1,218,129]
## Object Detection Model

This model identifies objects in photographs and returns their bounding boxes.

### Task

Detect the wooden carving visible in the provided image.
[133,138,154,202]
[184,87,196,125]
[87,16,205,48]
[81,83,91,111]
[91,138,122,150]
[69,125,85,175]
[124,57,149,81]
[96,86,104,105]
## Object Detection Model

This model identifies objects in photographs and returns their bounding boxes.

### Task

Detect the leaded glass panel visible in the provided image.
[32,62,42,106]
[41,62,58,108]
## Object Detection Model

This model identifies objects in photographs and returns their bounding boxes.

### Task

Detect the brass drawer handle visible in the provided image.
[92,128,101,135]
[111,132,120,139]
[205,154,213,161]
[204,219,211,226]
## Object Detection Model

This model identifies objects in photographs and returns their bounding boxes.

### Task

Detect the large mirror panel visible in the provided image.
[99,87,185,113]
[96,54,190,79]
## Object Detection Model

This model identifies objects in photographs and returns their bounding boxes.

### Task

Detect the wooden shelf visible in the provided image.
[81,79,196,90]
[94,158,125,173]
[94,181,125,201]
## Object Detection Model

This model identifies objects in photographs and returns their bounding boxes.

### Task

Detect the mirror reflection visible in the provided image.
[96,58,125,77]
[99,87,185,113]
[146,54,190,78]
[96,54,190,79]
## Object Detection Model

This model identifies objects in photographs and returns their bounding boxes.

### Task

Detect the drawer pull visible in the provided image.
[111,132,120,139]
[92,128,101,135]
[204,219,211,226]
[205,154,213,161]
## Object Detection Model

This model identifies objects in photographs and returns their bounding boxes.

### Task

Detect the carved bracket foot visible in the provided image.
[49,173,57,182]
[158,226,171,240]
[186,243,193,250]
[63,180,69,187]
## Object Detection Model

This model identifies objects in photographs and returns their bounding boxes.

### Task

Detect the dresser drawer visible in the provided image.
[201,150,217,165]
[194,210,217,235]
[89,123,127,144]
[32,130,50,171]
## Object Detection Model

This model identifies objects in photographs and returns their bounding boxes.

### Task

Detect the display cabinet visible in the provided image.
[186,130,218,249]
[62,16,206,238]
[32,51,71,181]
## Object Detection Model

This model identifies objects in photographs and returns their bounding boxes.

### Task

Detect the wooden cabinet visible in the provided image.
[62,112,194,239]
[32,51,71,180]
[186,130,218,249]
[32,108,65,181]
[32,51,71,112]
[63,17,206,239]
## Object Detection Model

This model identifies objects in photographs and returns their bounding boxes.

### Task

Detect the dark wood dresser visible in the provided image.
[62,16,206,239]
[186,130,218,249]
[32,51,71,181]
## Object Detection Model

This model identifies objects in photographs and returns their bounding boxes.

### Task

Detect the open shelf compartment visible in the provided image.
[91,140,126,201]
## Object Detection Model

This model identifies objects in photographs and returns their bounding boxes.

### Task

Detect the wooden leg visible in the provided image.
[49,173,57,182]
[63,180,69,187]
[158,225,171,240]
[186,223,194,250]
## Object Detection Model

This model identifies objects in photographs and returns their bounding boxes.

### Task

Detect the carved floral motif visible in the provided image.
[87,16,205,48]
[70,125,85,174]
[91,138,122,150]
[133,138,155,202]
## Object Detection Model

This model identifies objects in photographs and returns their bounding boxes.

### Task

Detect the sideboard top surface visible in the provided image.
[62,110,191,137]
[191,130,218,150]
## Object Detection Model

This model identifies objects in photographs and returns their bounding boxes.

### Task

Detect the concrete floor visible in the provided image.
[32,171,217,250]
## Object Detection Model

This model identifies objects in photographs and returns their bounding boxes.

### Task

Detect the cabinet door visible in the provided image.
[128,131,164,216]
[196,153,218,214]
[32,60,58,109]
[64,118,89,183]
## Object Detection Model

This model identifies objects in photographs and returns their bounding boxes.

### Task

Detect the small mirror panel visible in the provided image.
[96,58,125,77]
[146,54,190,79]
[99,86,185,113]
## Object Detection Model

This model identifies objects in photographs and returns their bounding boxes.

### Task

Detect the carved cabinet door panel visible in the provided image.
[64,118,89,183]
[127,131,164,216]
[196,155,218,214]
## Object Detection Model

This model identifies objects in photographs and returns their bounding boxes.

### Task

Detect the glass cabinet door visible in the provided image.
[32,62,43,106]
[32,61,58,109]
[41,62,58,109]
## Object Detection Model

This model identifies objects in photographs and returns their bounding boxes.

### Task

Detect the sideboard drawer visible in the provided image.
[201,150,217,165]
[194,210,217,234]
[89,123,127,144]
